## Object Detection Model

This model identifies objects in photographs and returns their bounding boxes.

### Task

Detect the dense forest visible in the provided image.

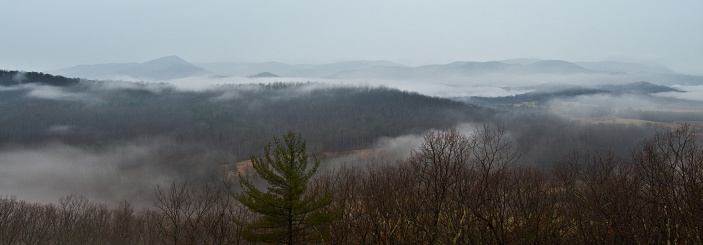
[1,70,702,243]
[0,71,484,153]
[0,70,80,86]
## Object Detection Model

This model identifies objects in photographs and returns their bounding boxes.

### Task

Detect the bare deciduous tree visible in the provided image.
[406,127,472,244]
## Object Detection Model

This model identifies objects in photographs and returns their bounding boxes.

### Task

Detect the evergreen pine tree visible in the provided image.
[233,131,336,244]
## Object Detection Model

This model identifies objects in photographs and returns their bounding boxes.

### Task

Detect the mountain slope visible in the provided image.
[575,61,673,74]
[517,60,591,74]
[52,63,138,80]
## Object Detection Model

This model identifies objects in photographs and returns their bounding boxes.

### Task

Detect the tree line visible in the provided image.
[0,70,80,86]
[2,123,701,244]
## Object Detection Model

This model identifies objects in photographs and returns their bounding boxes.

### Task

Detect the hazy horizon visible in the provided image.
[1,1,702,75]
[45,55,685,72]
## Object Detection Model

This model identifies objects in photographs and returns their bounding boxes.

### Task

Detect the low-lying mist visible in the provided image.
[545,92,703,124]
[0,138,238,207]
[320,122,482,170]
[0,140,166,206]
[91,70,699,98]
[2,70,700,207]
[654,85,703,101]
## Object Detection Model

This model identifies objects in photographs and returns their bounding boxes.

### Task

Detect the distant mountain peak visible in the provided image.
[137,56,195,68]
[51,55,208,81]
[248,72,280,78]
[500,58,543,65]
[118,56,207,80]
[157,55,181,59]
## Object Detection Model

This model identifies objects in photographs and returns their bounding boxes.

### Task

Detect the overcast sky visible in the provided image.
[1,0,702,75]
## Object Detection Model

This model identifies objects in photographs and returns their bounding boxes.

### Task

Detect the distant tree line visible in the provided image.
[0,70,80,86]
[462,87,606,105]
[2,124,702,244]
[457,81,683,107]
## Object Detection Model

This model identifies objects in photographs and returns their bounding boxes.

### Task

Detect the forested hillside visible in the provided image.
[0,70,497,186]
[0,70,486,156]
[0,70,663,179]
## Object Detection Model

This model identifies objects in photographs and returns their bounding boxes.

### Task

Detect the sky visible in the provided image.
[1,0,702,75]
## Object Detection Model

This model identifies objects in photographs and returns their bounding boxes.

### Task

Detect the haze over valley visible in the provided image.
[2,1,703,243]
[3,55,703,204]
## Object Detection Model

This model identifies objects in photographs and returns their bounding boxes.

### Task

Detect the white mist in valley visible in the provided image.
[0,141,168,206]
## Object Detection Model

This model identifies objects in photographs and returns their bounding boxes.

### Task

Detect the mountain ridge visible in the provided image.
[50,57,703,86]
[52,56,207,81]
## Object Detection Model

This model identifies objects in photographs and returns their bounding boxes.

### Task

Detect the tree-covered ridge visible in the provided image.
[0,80,488,161]
[457,81,683,106]
[0,70,80,86]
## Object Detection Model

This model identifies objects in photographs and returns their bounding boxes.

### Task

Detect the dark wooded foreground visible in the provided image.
[1,124,702,244]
